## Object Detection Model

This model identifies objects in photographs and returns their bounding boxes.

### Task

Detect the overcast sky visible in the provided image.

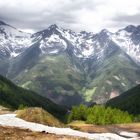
[0,0,140,33]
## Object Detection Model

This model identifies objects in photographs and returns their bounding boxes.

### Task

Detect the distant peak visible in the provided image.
[124,25,136,32]
[48,24,58,29]
[80,31,88,34]
[136,25,140,30]
[100,29,109,33]
[99,29,111,36]
[125,25,136,28]
[0,20,7,26]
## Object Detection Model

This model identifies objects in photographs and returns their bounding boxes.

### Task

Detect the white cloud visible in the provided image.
[0,0,140,33]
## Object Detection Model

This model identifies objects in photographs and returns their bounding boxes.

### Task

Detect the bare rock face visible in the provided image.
[110,90,120,99]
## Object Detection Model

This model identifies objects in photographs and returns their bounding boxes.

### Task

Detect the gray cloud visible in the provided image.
[113,13,140,25]
[0,0,102,32]
[107,12,140,32]
[0,0,140,33]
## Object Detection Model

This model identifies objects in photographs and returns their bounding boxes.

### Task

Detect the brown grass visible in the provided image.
[0,126,87,140]
[16,107,64,127]
[69,121,140,134]
[0,106,12,115]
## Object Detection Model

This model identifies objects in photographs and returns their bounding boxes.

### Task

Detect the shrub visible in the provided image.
[134,115,140,122]
[68,105,133,125]
[68,104,87,122]
[18,104,28,110]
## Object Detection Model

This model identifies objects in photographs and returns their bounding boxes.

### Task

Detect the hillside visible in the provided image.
[16,107,64,127]
[106,85,140,114]
[9,53,85,107]
[0,75,67,118]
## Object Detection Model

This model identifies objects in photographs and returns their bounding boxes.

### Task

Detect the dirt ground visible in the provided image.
[69,121,140,135]
[0,126,87,140]
[0,106,13,115]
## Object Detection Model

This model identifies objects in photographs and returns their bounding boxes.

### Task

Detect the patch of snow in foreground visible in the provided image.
[0,114,136,140]
[120,131,139,138]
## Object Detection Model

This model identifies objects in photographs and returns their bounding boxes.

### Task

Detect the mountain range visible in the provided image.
[0,20,140,107]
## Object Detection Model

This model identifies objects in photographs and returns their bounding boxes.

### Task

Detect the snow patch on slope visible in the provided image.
[112,29,140,63]
[0,24,31,58]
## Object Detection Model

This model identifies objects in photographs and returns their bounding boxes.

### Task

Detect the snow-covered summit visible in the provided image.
[112,25,140,63]
[0,21,140,64]
[0,21,31,59]
[31,24,109,58]
[0,20,7,26]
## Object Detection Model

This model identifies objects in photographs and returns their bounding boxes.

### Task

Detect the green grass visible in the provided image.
[83,87,97,102]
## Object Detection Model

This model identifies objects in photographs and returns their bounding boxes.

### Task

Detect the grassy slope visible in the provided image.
[86,49,140,103]
[17,107,64,127]
[106,84,140,114]
[0,75,67,119]
[12,50,140,106]
[13,54,86,107]
[4,44,140,106]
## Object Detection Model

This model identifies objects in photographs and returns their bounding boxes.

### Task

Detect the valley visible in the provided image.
[0,20,140,140]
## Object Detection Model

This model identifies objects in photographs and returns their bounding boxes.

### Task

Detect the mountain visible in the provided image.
[106,84,140,115]
[0,20,140,107]
[0,20,31,76]
[112,25,140,64]
[0,21,31,59]
[0,74,67,118]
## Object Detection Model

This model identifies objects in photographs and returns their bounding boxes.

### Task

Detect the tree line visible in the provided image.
[68,105,139,125]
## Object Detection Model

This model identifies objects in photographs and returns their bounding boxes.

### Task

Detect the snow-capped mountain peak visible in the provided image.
[111,25,140,64]
[48,24,58,30]
[0,21,140,65]
[123,25,137,33]
[0,21,31,59]
[0,20,7,26]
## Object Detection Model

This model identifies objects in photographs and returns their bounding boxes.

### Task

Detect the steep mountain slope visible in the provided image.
[0,20,31,76]
[31,24,96,58]
[0,21,31,59]
[0,74,67,117]
[106,84,140,114]
[0,21,140,107]
[11,53,86,107]
[112,25,140,64]
[84,46,140,103]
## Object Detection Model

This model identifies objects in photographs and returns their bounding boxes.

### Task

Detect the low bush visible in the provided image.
[68,105,133,125]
